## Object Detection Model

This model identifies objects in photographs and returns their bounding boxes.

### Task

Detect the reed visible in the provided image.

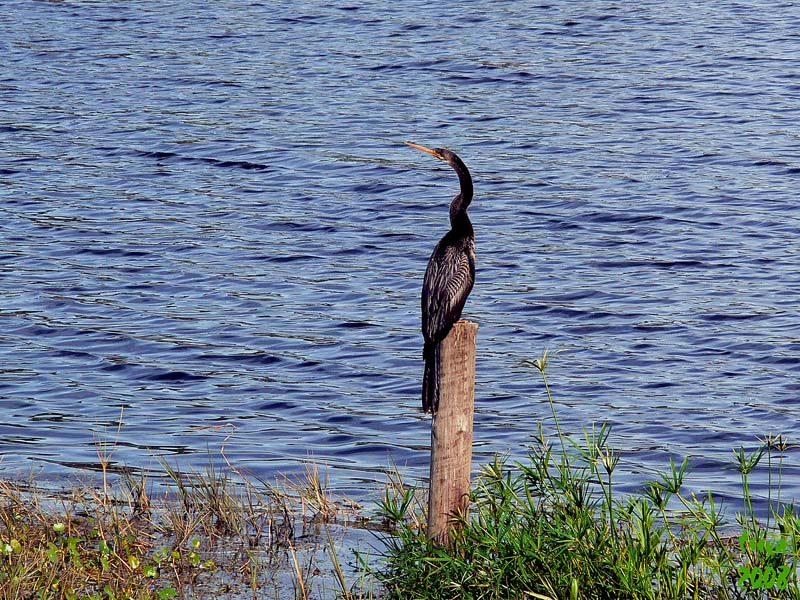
[376,351,800,600]
[0,451,372,600]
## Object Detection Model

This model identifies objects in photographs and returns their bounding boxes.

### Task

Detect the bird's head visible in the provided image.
[404,141,455,163]
[404,140,474,209]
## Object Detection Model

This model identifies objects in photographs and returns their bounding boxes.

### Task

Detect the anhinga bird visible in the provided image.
[405,141,475,415]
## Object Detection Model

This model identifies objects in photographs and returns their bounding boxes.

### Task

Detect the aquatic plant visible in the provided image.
[0,455,375,600]
[376,351,800,600]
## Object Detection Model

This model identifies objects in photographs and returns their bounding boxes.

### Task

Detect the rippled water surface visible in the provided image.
[2,1,799,506]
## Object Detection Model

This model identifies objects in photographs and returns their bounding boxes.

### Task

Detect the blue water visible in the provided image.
[2,1,799,508]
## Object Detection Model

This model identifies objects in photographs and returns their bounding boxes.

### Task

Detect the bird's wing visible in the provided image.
[422,239,475,344]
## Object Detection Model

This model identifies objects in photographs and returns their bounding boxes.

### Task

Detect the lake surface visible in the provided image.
[2,1,799,509]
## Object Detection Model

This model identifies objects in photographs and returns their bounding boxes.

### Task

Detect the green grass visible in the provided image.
[376,350,800,600]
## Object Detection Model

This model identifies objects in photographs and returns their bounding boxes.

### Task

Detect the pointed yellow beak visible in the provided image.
[405,141,444,160]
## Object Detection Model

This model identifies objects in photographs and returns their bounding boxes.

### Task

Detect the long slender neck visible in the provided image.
[449,194,473,233]
[447,154,473,231]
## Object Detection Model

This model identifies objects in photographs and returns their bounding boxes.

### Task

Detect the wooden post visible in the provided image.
[427,319,478,544]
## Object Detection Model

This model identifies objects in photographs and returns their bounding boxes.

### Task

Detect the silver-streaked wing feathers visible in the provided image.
[422,237,475,345]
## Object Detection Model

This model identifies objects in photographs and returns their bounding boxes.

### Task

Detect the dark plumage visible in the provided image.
[405,142,476,414]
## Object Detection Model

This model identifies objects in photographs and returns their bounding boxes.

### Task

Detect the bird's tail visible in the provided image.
[422,342,438,414]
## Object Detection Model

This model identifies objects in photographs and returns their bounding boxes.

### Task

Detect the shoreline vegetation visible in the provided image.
[2,354,798,599]
[0,458,379,600]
